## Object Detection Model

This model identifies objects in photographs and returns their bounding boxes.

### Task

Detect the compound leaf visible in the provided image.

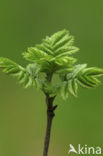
[0,57,40,88]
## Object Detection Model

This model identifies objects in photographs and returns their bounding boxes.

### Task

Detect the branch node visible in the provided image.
[52,105,58,111]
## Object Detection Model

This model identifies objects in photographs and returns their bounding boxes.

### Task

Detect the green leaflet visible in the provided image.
[59,79,78,98]
[36,44,53,55]
[76,66,103,88]
[54,46,79,57]
[83,75,100,86]
[0,57,24,75]
[55,56,77,66]
[53,36,73,51]
[66,64,87,80]
[83,67,103,77]
[60,81,69,99]
[78,75,95,88]
[23,47,52,63]
[56,67,74,74]
[51,29,69,46]
[68,79,78,97]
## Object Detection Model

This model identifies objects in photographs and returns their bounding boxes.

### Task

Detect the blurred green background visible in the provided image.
[0,0,103,156]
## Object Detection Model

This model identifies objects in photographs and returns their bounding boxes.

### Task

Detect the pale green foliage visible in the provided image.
[0,30,103,99]
[60,64,103,99]
[23,30,78,73]
[0,58,40,88]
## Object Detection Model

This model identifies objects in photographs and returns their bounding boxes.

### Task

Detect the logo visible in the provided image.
[68,144,102,155]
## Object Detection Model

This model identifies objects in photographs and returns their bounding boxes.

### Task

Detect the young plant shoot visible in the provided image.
[0,30,103,156]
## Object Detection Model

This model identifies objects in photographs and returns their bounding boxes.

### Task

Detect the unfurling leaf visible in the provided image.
[23,30,79,74]
[0,30,103,100]
[59,64,103,98]
[0,57,40,88]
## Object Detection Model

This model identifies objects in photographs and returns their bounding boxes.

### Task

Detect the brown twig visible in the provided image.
[43,95,57,156]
